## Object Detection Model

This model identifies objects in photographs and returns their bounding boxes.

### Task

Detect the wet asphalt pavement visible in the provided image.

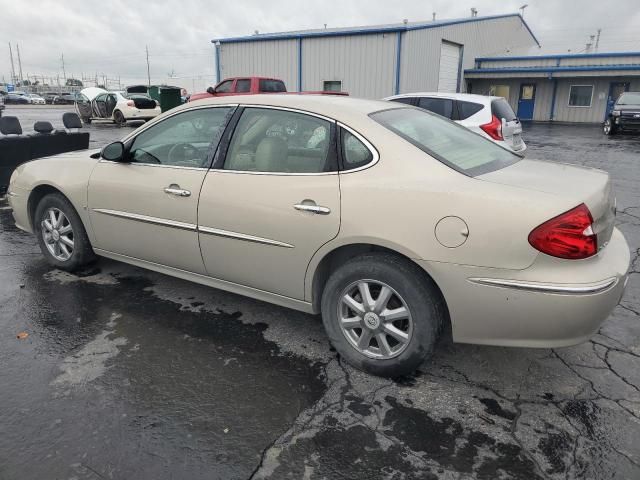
[1,105,640,480]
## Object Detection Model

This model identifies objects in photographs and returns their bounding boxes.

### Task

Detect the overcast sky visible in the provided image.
[1,0,639,92]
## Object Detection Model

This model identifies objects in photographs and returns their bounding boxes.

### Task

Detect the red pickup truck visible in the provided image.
[189,76,347,102]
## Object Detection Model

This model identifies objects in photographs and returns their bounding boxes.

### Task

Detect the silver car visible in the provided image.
[7,95,629,376]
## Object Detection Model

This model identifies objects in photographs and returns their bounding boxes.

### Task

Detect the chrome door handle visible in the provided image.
[164,185,191,197]
[294,203,331,215]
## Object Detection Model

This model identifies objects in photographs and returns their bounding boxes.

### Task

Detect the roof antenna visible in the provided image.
[432,12,436,21]
[470,7,478,17]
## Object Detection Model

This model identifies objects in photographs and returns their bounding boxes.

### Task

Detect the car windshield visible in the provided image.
[370,107,521,176]
[617,92,640,105]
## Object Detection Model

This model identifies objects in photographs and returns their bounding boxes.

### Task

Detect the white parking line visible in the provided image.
[0,206,13,211]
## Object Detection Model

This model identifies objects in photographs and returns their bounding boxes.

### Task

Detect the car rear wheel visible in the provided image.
[35,193,96,271]
[604,118,617,136]
[113,110,125,125]
[321,253,444,377]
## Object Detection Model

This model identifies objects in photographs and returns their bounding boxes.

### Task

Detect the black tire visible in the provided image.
[321,253,444,377]
[604,118,617,136]
[84,117,92,125]
[113,110,125,125]
[34,193,96,271]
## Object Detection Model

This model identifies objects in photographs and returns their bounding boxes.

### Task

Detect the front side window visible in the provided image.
[236,79,251,93]
[215,80,233,93]
[417,97,454,119]
[224,108,333,173]
[128,107,232,167]
[371,107,520,176]
[569,85,593,107]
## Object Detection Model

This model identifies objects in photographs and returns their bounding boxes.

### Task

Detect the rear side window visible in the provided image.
[236,79,251,93]
[417,97,454,119]
[341,129,373,170]
[370,107,520,176]
[457,101,483,120]
[390,97,415,106]
[259,79,286,93]
[491,99,517,121]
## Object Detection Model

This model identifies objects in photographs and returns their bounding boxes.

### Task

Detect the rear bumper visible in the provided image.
[418,227,630,348]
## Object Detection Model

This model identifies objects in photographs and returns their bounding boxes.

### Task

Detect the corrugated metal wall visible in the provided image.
[218,40,298,90]
[470,76,640,123]
[400,16,538,94]
[301,33,397,98]
[216,15,538,99]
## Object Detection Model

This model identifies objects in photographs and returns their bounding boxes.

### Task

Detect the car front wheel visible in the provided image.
[604,118,617,135]
[35,193,96,271]
[321,253,444,377]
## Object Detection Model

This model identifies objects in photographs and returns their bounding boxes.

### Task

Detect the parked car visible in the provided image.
[43,92,62,104]
[0,93,4,117]
[75,87,161,125]
[189,76,349,102]
[385,92,526,154]
[25,94,46,105]
[7,95,629,377]
[53,93,79,105]
[604,92,640,135]
[5,93,30,104]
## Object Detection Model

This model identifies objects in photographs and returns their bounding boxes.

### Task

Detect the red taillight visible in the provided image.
[528,203,597,260]
[126,100,134,107]
[480,115,503,140]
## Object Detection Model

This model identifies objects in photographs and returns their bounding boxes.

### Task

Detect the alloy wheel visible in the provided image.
[338,280,413,359]
[41,208,74,261]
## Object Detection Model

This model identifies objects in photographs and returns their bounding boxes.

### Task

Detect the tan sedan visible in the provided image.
[7,95,630,376]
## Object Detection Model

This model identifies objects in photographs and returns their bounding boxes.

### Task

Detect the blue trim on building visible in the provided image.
[394,32,402,95]
[549,79,558,121]
[465,65,640,74]
[211,13,539,47]
[476,51,640,62]
[215,43,221,83]
[297,38,302,92]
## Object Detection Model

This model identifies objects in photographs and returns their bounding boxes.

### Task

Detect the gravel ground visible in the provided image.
[1,105,639,479]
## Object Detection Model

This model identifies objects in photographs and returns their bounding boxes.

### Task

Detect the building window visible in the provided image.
[489,85,510,99]
[323,80,342,92]
[568,85,593,107]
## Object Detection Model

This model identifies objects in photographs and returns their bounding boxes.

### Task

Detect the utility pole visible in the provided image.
[595,28,601,52]
[145,45,151,86]
[16,44,24,85]
[8,42,16,85]
[61,53,66,83]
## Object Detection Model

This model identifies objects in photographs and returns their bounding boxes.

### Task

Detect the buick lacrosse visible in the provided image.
[7,95,630,376]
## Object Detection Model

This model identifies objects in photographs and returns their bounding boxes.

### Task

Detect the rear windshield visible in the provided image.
[491,98,517,121]
[617,92,640,105]
[259,79,286,93]
[370,107,521,176]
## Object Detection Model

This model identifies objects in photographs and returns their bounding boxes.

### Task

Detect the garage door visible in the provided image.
[437,41,461,93]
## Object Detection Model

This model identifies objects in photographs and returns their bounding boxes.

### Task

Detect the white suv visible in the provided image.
[384,92,526,154]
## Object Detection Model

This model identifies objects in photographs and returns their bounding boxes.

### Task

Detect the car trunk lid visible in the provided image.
[128,96,157,109]
[479,159,616,249]
[491,98,524,152]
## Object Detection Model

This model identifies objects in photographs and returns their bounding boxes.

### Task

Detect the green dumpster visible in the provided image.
[158,87,182,113]
[147,85,161,103]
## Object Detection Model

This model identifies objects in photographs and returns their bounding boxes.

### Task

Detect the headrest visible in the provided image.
[0,116,22,135]
[62,112,82,129]
[34,121,54,134]
[255,137,288,172]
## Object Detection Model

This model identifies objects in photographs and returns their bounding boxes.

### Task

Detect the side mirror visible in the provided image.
[101,141,126,162]
[206,86,215,95]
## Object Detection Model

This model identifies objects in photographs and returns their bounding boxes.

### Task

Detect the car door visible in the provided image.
[92,93,108,118]
[88,105,235,273]
[75,93,93,121]
[198,106,341,300]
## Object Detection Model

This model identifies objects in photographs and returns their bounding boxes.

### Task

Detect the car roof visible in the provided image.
[181,94,400,123]
[385,92,498,104]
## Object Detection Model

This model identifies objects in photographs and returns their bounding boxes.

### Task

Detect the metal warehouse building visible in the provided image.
[466,52,640,123]
[212,13,539,99]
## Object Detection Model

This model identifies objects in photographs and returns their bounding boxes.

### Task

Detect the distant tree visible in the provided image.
[21,79,31,86]
[65,78,83,87]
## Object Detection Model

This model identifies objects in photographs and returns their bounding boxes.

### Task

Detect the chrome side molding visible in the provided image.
[92,208,197,231]
[468,276,619,295]
[198,225,294,248]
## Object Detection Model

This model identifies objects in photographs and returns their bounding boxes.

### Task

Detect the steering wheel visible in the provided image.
[167,143,199,165]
